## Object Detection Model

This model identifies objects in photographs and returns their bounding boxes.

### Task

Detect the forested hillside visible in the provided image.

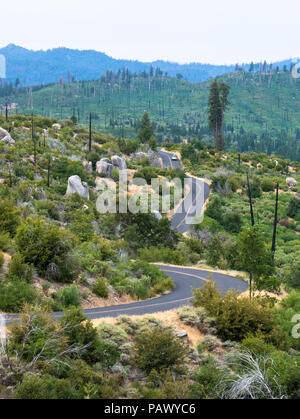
[2,69,300,160]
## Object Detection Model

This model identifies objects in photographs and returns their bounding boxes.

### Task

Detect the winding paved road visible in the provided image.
[3,151,248,324]
[4,265,247,324]
[158,149,210,234]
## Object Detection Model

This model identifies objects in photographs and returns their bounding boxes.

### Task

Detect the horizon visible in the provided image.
[0,43,298,67]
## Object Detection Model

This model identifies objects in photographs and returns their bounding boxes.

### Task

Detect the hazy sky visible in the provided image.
[1,0,299,64]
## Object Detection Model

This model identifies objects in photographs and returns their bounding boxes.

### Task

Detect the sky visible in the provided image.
[0,0,299,64]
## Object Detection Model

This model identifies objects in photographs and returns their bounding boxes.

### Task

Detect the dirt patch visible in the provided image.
[278,188,296,196]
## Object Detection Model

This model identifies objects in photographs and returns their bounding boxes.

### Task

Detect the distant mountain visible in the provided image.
[0,44,240,85]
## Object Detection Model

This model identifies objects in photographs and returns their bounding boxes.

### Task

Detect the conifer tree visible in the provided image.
[219,82,230,151]
[208,79,222,149]
[137,112,154,143]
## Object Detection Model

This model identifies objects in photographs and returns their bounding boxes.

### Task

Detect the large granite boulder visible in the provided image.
[66,175,89,199]
[112,155,127,170]
[96,159,113,177]
[286,177,298,187]
[0,127,15,145]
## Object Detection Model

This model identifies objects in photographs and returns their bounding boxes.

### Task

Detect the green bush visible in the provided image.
[0,232,11,251]
[7,253,34,283]
[261,178,275,192]
[134,327,188,373]
[60,307,120,366]
[0,199,20,236]
[13,374,78,399]
[15,218,76,282]
[0,280,38,312]
[138,246,188,265]
[92,277,109,298]
[193,281,282,342]
[51,284,81,309]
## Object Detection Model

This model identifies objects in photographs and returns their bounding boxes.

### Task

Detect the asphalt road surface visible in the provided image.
[4,265,247,324]
[158,149,210,234]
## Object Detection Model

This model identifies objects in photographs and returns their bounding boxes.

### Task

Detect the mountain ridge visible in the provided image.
[0,43,246,85]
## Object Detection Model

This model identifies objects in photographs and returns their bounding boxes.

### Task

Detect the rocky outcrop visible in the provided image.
[96,159,113,177]
[66,175,89,199]
[96,156,126,176]
[286,177,298,187]
[111,155,127,170]
[0,127,15,145]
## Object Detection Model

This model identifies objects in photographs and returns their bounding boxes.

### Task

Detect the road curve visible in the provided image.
[158,149,210,234]
[3,151,247,325]
[4,265,247,324]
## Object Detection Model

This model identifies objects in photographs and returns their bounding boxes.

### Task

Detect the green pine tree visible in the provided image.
[208,79,222,150]
[137,112,154,143]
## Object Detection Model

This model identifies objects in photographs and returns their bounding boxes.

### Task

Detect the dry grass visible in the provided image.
[92,309,203,347]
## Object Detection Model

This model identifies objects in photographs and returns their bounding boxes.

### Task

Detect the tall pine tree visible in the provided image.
[137,112,154,143]
[219,82,230,151]
[208,80,230,151]
[208,79,222,150]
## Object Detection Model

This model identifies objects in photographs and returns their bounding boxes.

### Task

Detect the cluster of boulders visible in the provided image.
[96,155,127,177]
[0,127,15,145]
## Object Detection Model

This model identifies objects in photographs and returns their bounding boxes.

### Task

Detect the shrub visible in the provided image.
[261,178,275,192]
[240,335,275,355]
[13,374,77,399]
[287,197,300,218]
[177,306,215,333]
[0,280,38,312]
[98,323,128,346]
[189,356,227,399]
[60,307,120,366]
[0,231,11,251]
[0,199,20,236]
[149,277,174,297]
[92,277,109,298]
[193,281,279,342]
[15,218,76,282]
[51,284,81,309]
[69,210,94,242]
[7,253,34,283]
[222,210,243,233]
[134,327,188,373]
[138,246,188,265]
